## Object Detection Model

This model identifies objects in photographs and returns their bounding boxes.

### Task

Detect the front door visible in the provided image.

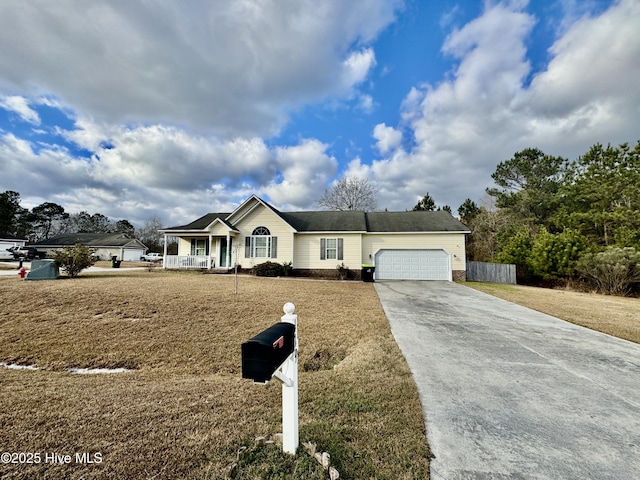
[220,238,227,267]
[219,238,232,267]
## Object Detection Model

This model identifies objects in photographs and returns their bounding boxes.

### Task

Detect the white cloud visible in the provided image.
[0,96,40,125]
[58,117,115,152]
[373,123,402,154]
[340,48,377,91]
[91,126,275,192]
[0,119,337,225]
[0,0,399,138]
[366,0,640,211]
[262,139,338,210]
[527,0,640,122]
[0,132,98,210]
[358,94,375,114]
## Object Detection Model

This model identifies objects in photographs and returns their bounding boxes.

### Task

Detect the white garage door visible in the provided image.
[123,249,145,261]
[375,249,450,280]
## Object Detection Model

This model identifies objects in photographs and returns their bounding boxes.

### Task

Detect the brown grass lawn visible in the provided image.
[0,271,430,479]
[464,282,640,345]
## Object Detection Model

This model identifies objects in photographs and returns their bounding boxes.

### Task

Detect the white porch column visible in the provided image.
[208,235,212,269]
[162,234,168,269]
[226,233,231,268]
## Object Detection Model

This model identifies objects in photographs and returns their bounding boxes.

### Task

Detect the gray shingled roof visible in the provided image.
[164,209,469,233]
[166,213,231,231]
[33,233,145,247]
[279,211,368,232]
[365,211,469,232]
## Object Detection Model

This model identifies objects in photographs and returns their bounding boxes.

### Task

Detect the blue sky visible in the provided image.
[0,0,638,228]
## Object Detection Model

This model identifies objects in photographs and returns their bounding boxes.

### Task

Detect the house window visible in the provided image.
[190,239,209,256]
[254,236,269,257]
[253,226,270,236]
[245,227,278,258]
[326,238,337,259]
[320,238,343,260]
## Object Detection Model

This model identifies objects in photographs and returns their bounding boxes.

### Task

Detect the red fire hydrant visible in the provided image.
[18,267,27,280]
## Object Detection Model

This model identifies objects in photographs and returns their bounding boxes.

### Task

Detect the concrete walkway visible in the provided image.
[375,281,640,480]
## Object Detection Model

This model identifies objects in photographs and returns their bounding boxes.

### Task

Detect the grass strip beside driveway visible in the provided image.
[465,282,640,345]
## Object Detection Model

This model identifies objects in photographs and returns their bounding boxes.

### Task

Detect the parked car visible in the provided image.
[140,252,163,262]
[0,248,15,260]
[13,246,46,260]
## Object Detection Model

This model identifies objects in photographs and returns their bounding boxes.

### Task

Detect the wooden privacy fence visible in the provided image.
[466,261,516,284]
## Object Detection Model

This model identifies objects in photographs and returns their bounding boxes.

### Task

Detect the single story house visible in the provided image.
[161,195,470,281]
[1,232,27,252]
[31,233,148,261]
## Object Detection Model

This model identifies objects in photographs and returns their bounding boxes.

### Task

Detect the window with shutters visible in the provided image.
[320,238,343,260]
[245,227,277,258]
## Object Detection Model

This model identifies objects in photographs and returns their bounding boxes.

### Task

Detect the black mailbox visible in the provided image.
[242,322,296,383]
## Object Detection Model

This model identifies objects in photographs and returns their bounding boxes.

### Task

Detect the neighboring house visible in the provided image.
[31,233,147,261]
[0,232,27,251]
[160,195,470,281]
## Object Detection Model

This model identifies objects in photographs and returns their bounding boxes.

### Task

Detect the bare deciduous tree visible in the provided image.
[137,216,164,252]
[318,177,377,211]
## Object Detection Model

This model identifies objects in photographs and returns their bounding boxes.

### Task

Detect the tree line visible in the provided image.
[0,191,164,252]
[462,140,640,294]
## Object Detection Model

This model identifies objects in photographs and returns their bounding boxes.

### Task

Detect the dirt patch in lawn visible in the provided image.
[464,282,640,345]
[0,272,430,479]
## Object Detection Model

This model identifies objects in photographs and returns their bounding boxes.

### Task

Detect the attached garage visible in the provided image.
[375,249,451,281]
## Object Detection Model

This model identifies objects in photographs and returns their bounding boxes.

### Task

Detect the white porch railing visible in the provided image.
[164,255,210,269]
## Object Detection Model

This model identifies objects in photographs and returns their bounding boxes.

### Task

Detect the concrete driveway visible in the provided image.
[375,281,640,480]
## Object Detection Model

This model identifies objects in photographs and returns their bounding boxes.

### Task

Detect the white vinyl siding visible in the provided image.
[232,202,293,265]
[178,237,192,256]
[294,234,360,269]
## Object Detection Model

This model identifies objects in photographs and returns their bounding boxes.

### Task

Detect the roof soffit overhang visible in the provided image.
[206,217,240,232]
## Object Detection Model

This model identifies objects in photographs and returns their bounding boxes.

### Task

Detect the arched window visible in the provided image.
[246,226,277,258]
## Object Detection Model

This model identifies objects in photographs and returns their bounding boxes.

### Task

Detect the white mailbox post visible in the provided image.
[275,302,299,455]
[241,302,299,455]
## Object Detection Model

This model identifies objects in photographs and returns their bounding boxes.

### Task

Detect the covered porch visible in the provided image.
[162,232,237,270]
